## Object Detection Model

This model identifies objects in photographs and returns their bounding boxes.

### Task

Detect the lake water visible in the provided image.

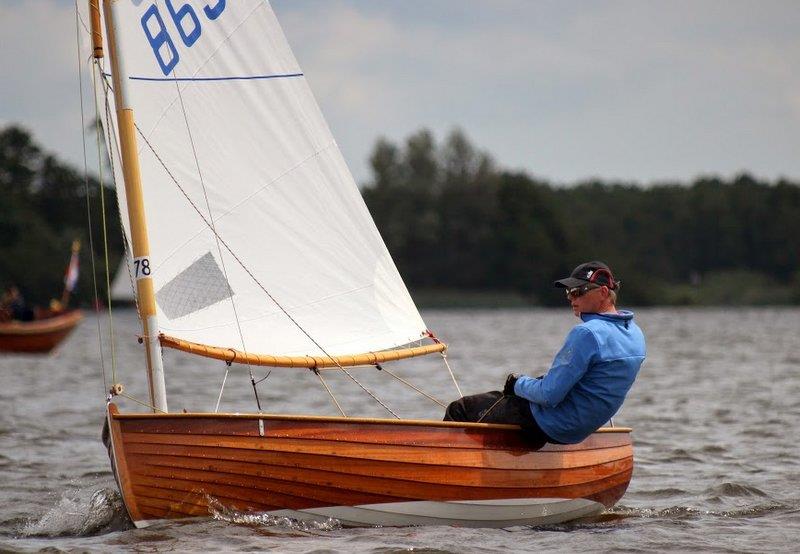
[1,307,798,552]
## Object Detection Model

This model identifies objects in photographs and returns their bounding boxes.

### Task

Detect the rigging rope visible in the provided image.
[376,364,446,408]
[214,365,230,413]
[74,0,109,394]
[170,67,253,413]
[441,352,463,398]
[91,60,120,387]
[313,369,346,417]
[99,78,140,326]
[119,391,166,414]
[96,59,141,386]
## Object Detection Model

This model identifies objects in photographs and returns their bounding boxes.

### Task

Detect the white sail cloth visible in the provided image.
[84,0,427,357]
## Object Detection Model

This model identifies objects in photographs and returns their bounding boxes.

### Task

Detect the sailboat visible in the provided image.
[0,310,83,354]
[0,241,83,353]
[109,257,136,305]
[83,0,633,528]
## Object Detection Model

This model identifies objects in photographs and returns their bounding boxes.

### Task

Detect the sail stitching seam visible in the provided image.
[127,73,303,82]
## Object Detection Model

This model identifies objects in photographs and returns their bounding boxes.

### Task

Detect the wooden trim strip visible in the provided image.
[133,466,406,506]
[159,334,447,368]
[127,454,634,504]
[125,445,632,487]
[129,462,632,506]
[131,467,401,507]
[123,434,633,470]
[113,410,632,434]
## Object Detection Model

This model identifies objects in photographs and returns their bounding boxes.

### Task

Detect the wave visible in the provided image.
[208,496,342,533]
[632,487,690,498]
[664,448,704,463]
[20,487,132,537]
[699,445,727,454]
[704,482,768,498]
[607,501,789,520]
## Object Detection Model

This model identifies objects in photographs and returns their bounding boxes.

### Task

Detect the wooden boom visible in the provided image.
[159,334,447,368]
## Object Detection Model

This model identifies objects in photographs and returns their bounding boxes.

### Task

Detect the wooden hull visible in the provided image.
[0,310,83,353]
[106,403,633,528]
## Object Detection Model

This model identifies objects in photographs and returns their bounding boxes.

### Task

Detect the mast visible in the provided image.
[93,0,168,412]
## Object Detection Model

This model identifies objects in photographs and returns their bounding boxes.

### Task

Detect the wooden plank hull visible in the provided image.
[106,404,633,528]
[0,310,83,353]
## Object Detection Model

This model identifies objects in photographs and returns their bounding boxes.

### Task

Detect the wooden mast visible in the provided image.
[94,0,168,413]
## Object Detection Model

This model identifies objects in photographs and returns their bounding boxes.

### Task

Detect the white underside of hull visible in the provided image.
[132,498,605,529]
[267,498,604,527]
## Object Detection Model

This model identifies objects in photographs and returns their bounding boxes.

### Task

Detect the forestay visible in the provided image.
[86,0,428,358]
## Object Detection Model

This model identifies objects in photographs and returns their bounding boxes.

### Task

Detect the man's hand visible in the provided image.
[503,373,518,396]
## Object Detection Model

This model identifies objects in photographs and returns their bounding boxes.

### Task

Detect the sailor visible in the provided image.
[0,285,34,321]
[443,261,646,448]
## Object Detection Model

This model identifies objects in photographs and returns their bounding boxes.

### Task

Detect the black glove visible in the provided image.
[503,373,518,396]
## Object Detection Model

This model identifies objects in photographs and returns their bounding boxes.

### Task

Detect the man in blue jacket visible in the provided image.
[444,261,646,448]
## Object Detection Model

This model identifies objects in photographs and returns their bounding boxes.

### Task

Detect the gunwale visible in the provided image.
[112,409,631,433]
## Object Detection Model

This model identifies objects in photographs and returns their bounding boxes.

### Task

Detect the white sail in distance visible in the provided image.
[85,0,427,357]
[110,256,135,303]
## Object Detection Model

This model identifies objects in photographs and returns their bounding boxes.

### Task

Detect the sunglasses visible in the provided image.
[565,283,601,300]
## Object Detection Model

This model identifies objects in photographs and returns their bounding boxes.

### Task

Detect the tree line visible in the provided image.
[1,124,798,307]
[362,129,800,306]
[0,126,123,307]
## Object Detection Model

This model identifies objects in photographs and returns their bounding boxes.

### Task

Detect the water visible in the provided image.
[1,307,798,552]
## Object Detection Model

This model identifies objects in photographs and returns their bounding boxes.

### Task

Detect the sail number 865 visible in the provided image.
[141,0,227,76]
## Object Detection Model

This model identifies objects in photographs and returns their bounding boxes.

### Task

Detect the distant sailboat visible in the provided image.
[109,257,135,305]
[82,0,633,527]
[0,241,83,353]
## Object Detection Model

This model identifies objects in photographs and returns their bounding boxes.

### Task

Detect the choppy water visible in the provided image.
[1,307,798,552]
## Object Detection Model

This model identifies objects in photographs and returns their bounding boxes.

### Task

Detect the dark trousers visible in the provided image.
[443,391,555,449]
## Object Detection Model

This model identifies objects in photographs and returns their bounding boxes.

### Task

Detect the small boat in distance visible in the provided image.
[0,310,84,354]
[0,241,83,354]
[84,0,634,527]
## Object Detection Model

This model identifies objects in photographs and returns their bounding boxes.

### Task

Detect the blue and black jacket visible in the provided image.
[514,311,646,444]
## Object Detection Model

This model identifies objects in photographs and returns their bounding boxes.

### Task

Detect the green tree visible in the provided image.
[0,125,123,306]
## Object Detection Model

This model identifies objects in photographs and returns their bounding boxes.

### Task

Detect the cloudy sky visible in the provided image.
[1,0,798,186]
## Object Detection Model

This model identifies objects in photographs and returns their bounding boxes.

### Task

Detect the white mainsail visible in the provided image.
[84,1,427,357]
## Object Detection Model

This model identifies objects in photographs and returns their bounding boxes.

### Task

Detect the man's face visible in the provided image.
[566,284,607,316]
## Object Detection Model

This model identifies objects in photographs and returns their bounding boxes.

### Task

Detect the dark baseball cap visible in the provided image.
[554,261,618,289]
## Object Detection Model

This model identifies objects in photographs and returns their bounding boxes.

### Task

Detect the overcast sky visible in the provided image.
[1,0,799,186]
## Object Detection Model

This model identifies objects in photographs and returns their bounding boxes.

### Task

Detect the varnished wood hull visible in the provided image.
[0,310,83,353]
[106,403,633,528]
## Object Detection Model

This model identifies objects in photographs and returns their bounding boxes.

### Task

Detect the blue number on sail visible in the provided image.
[204,0,226,20]
[166,1,202,47]
[141,4,179,75]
